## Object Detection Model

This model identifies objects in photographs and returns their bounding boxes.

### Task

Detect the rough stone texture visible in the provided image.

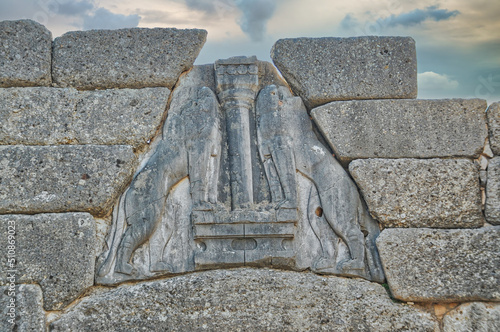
[349,158,484,228]
[271,36,417,109]
[312,99,488,163]
[442,302,500,332]
[488,102,500,155]
[0,213,97,311]
[0,87,79,145]
[0,20,52,87]
[0,145,137,216]
[0,284,46,331]
[377,227,500,302]
[97,83,221,283]
[68,88,170,148]
[53,28,207,89]
[0,87,170,148]
[486,157,500,225]
[96,59,384,285]
[51,268,438,331]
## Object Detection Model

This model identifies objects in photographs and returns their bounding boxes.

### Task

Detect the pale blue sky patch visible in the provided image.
[82,7,140,30]
[56,0,94,16]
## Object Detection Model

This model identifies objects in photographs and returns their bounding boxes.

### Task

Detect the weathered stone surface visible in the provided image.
[70,88,169,148]
[0,284,46,331]
[486,157,500,225]
[349,158,484,228]
[97,83,221,283]
[0,87,79,144]
[0,87,170,148]
[312,99,488,162]
[53,28,207,89]
[51,268,438,331]
[0,145,137,216]
[254,84,384,281]
[377,227,500,302]
[96,63,384,285]
[488,102,500,155]
[271,36,417,108]
[443,302,500,332]
[0,213,97,311]
[215,56,258,209]
[0,20,52,87]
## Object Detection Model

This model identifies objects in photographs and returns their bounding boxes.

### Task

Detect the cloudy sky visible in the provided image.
[1,0,499,103]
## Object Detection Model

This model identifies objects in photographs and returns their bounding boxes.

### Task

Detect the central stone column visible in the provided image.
[215,56,259,210]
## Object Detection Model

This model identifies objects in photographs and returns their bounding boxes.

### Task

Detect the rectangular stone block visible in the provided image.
[194,238,245,268]
[53,28,207,89]
[245,238,295,267]
[0,145,137,216]
[245,223,295,237]
[312,98,488,162]
[486,157,500,225]
[49,269,439,331]
[349,158,484,228]
[0,284,45,331]
[0,87,170,149]
[0,20,52,87]
[0,87,79,144]
[194,224,244,239]
[0,213,97,310]
[73,88,170,148]
[377,227,500,302]
[271,36,417,108]
[488,102,500,155]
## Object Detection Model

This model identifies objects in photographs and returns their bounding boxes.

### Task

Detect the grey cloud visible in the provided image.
[235,0,276,41]
[184,0,236,16]
[377,6,459,27]
[185,0,219,14]
[57,0,94,16]
[83,8,140,30]
[340,13,358,30]
[181,0,277,41]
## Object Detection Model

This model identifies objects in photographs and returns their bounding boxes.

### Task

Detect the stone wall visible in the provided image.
[0,19,498,331]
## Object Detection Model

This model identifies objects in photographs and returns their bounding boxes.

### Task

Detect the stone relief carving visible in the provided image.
[96,56,385,285]
[256,85,384,281]
[97,86,221,283]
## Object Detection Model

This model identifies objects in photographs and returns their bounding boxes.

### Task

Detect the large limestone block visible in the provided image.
[312,99,488,162]
[377,228,500,302]
[0,87,79,144]
[0,87,170,148]
[443,302,500,332]
[271,36,417,108]
[486,157,500,225]
[349,158,484,228]
[488,102,500,155]
[51,268,438,331]
[0,145,137,216]
[0,213,97,311]
[53,28,207,89]
[75,88,170,148]
[0,20,52,87]
[0,284,45,331]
